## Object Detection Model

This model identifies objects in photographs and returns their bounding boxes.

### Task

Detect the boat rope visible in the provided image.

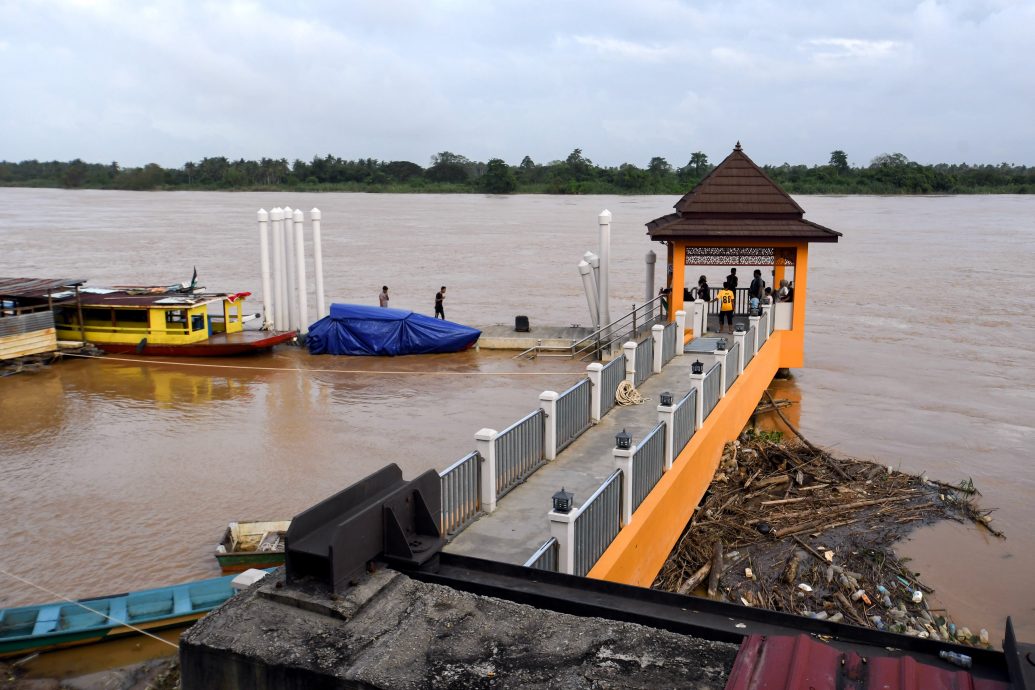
[0,568,180,651]
[615,380,646,406]
[60,352,574,376]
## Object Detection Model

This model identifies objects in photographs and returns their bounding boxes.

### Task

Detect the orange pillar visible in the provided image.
[779,243,808,368]
[669,241,685,321]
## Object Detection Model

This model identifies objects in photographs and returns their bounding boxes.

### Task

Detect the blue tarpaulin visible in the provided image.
[307,303,481,356]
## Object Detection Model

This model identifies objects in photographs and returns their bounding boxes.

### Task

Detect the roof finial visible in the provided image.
[734,141,742,152]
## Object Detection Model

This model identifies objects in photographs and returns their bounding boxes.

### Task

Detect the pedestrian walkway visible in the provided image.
[445,351,697,565]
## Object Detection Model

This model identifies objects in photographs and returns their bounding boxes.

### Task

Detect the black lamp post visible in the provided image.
[692,360,704,375]
[660,391,673,407]
[552,487,574,513]
[734,323,746,333]
[616,429,632,450]
[716,338,727,351]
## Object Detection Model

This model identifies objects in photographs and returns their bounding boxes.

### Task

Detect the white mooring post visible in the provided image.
[586,362,603,422]
[578,260,599,329]
[688,365,705,427]
[675,310,687,355]
[645,250,656,304]
[613,437,635,526]
[623,341,637,385]
[539,391,559,461]
[598,210,612,329]
[476,428,499,514]
[257,209,273,330]
[584,251,600,305]
[657,395,676,470]
[284,206,299,331]
[733,329,746,376]
[311,208,326,319]
[651,324,664,374]
[293,209,309,334]
[271,208,288,332]
[692,299,706,338]
[548,507,576,575]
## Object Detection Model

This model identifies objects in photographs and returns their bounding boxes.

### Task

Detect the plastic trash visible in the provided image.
[911,590,923,604]
[798,583,813,593]
[870,615,885,631]
[850,589,866,602]
[882,594,893,609]
[980,628,989,645]
[876,585,889,595]
[939,651,972,669]
[828,612,844,623]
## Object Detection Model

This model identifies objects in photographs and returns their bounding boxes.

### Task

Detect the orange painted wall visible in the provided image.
[587,330,785,587]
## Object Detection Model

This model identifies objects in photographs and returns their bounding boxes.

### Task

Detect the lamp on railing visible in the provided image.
[734,323,746,333]
[716,338,727,351]
[692,360,704,375]
[660,391,673,407]
[749,307,760,317]
[552,487,574,513]
[616,429,632,450]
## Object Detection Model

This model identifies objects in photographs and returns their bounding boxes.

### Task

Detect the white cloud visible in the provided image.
[804,38,904,61]
[570,35,676,62]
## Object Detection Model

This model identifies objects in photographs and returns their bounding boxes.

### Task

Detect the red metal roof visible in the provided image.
[0,277,86,299]
[725,634,1010,690]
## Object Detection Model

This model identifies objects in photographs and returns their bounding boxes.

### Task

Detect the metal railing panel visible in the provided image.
[632,422,666,511]
[599,355,626,417]
[523,537,558,572]
[726,342,740,389]
[661,321,677,365]
[0,310,55,337]
[744,326,756,367]
[673,388,697,456]
[573,470,623,577]
[703,362,722,420]
[495,409,546,498]
[556,378,592,453]
[633,338,652,387]
[571,294,667,361]
[439,451,481,535]
[759,310,769,346]
[769,307,775,335]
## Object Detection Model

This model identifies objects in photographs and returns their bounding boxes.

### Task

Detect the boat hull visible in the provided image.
[95,330,296,357]
[0,613,204,659]
[216,552,285,574]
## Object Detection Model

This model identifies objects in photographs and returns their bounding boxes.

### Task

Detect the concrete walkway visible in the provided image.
[445,349,700,566]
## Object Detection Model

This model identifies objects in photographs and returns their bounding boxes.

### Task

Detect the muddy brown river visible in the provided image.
[1,190,1033,643]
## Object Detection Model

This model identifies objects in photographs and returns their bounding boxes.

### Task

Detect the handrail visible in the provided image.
[570,294,667,350]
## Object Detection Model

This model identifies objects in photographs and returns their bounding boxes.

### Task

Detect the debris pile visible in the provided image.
[653,433,1002,646]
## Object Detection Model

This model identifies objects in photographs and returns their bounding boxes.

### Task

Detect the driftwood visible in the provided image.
[707,542,723,598]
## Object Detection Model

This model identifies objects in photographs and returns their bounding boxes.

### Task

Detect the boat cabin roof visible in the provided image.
[71,289,231,309]
[0,277,87,303]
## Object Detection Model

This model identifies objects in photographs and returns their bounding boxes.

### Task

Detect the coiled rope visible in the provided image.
[615,380,646,406]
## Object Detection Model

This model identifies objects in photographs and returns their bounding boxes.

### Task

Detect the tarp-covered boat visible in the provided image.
[306,304,480,356]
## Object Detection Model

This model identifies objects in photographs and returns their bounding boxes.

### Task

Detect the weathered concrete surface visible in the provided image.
[181,568,738,689]
[475,324,592,350]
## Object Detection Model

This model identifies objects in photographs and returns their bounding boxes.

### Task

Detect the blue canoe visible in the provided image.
[306,303,481,356]
[0,570,266,659]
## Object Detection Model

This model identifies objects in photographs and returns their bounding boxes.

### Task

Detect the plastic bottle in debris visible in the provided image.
[912,590,923,604]
[980,629,989,645]
[870,615,885,631]
[939,651,973,669]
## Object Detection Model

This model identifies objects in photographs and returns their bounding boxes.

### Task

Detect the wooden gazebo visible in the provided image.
[646,143,840,367]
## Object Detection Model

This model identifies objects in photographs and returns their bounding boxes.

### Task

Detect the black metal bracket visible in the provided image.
[285,463,443,592]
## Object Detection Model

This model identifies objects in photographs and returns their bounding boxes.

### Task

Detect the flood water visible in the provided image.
[1,190,1033,644]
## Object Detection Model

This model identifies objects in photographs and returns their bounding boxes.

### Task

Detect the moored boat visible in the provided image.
[49,283,296,356]
[0,571,264,659]
[215,520,290,573]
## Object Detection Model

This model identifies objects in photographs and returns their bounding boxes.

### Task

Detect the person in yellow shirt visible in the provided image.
[716,281,735,333]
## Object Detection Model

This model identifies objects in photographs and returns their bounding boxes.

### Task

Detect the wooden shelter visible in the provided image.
[646,143,840,367]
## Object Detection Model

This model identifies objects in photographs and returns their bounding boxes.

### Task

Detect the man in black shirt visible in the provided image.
[748,269,765,310]
[434,286,446,319]
[726,267,738,289]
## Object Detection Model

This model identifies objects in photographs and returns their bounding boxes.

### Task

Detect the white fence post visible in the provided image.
[692,299,705,338]
[476,428,498,514]
[674,310,687,355]
[651,324,664,374]
[613,440,635,526]
[749,314,761,353]
[539,390,559,461]
[689,367,705,427]
[586,362,603,423]
[715,346,730,398]
[733,329,746,376]
[623,341,637,385]
[657,397,676,470]
[548,509,576,575]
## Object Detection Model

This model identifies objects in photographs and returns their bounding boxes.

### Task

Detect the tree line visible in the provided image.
[1,149,1032,194]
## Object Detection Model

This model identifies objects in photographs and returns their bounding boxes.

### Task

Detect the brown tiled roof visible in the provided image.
[647,143,840,243]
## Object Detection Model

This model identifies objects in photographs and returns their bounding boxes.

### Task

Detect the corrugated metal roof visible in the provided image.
[0,277,87,299]
[645,143,840,243]
[725,634,1011,690]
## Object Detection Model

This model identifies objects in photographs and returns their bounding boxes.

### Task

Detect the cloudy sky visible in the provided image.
[1,0,1032,169]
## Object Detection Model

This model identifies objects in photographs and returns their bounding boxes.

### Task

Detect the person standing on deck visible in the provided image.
[748,269,765,311]
[434,286,446,319]
[726,268,738,290]
[717,281,735,334]
[379,286,389,307]
[696,275,710,302]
